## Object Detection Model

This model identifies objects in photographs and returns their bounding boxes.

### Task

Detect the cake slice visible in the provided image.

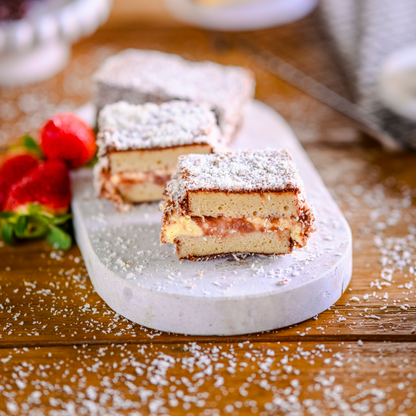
[93,49,255,143]
[94,100,222,207]
[160,149,315,260]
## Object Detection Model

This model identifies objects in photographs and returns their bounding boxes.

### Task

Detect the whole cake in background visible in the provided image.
[93,49,255,144]
[160,149,316,260]
[94,100,223,208]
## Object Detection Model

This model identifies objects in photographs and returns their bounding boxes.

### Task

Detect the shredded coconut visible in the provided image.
[165,149,308,208]
[93,49,255,141]
[97,101,222,151]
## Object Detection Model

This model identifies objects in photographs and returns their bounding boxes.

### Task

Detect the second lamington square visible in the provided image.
[94,100,223,208]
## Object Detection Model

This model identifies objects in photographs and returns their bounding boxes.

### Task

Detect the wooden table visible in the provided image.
[0,21,415,416]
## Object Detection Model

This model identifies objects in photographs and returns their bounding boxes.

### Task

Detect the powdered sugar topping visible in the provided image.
[94,49,255,140]
[166,149,307,205]
[94,49,253,110]
[97,101,222,151]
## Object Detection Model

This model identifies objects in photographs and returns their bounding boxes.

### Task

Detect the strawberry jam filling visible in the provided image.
[110,170,173,187]
[192,216,295,238]
[162,212,306,247]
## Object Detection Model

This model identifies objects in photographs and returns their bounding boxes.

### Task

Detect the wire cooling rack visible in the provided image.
[237,1,416,150]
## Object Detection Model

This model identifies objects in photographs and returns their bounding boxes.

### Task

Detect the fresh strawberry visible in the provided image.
[0,150,39,210]
[4,159,70,214]
[0,160,72,250]
[40,112,96,169]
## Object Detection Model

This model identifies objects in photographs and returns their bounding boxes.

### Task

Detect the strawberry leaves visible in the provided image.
[46,225,72,250]
[0,204,72,250]
[22,135,43,158]
[0,220,14,246]
[15,215,28,236]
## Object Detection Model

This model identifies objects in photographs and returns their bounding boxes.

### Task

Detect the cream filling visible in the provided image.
[163,215,204,243]
[110,168,176,186]
[250,217,304,245]
[162,214,305,245]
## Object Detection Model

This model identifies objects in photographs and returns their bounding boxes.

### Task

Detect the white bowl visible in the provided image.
[378,43,416,122]
[163,0,318,31]
[0,0,112,86]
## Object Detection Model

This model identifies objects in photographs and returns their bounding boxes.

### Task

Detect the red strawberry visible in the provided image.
[40,112,96,169]
[4,159,71,214]
[0,151,39,211]
[0,160,72,249]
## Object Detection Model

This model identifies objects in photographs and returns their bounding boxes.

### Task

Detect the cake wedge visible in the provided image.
[160,149,315,260]
[94,100,223,207]
[93,49,255,143]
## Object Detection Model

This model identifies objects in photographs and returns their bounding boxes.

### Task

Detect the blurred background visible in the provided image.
[2,0,416,151]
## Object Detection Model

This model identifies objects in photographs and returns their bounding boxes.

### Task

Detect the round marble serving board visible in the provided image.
[71,100,352,336]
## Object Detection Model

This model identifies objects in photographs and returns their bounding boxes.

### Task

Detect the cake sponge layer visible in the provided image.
[187,191,299,218]
[116,181,165,203]
[175,231,292,260]
[109,144,212,174]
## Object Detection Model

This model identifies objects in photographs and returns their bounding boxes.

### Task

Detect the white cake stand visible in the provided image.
[71,100,352,336]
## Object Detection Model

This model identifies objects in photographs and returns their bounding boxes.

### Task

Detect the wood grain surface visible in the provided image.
[0,20,415,416]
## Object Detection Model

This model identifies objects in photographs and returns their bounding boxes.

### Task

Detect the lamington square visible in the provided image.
[160,149,315,260]
[94,100,222,207]
[93,49,255,143]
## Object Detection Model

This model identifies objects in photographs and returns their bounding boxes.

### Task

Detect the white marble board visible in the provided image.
[71,100,352,336]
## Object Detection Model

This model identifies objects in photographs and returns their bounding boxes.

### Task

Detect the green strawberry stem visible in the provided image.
[0,221,14,246]
[84,153,98,167]
[46,225,72,250]
[0,206,72,250]
[15,215,28,236]
[22,135,43,158]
